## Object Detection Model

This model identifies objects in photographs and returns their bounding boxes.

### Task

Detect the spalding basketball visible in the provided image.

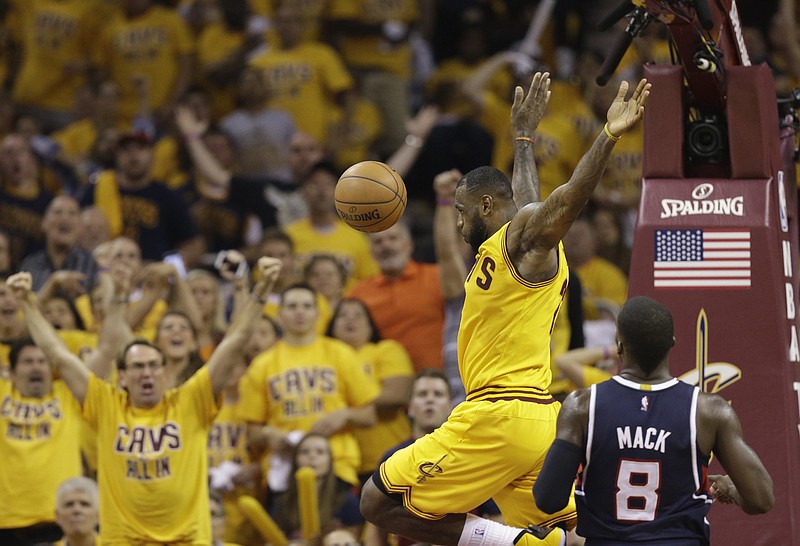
[335,161,407,233]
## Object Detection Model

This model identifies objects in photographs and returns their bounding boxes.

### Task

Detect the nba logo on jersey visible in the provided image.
[640,396,650,412]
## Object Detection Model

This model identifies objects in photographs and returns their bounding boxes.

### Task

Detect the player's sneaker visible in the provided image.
[512,525,566,546]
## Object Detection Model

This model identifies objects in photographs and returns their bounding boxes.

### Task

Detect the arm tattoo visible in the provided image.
[523,133,616,250]
[567,135,616,205]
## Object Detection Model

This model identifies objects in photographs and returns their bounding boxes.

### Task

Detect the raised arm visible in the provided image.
[509,71,550,207]
[509,79,650,257]
[36,271,87,304]
[433,169,467,299]
[7,273,90,404]
[701,394,775,515]
[85,264,135,380]
[217,249,250,323]
[175,105,232,201]
[386,105,440,179]
[206,255,282,397]
[461,50,532,110]
[164,264,204,332]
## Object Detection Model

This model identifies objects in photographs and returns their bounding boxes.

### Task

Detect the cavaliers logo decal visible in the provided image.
[417,455,447,483]
[678,309,742,394]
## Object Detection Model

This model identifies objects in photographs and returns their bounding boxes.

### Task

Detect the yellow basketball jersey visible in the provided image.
[82,369,219,544]
[458,223,568,397]
[0,379,82,528]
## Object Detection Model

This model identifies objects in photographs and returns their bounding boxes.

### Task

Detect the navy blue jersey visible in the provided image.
[576,376,712,545]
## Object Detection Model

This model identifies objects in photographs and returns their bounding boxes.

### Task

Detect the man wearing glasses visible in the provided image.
[7,255,282,545]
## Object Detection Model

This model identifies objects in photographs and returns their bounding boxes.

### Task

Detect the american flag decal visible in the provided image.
[654,229,751,288]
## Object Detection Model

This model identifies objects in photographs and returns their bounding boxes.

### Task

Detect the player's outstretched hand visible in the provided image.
[605,78,651,139]
[6,272,34,303]
[511,71,551,136]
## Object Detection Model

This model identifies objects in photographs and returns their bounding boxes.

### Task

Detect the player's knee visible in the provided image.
[360,473,394,526]
[360,478,381,523]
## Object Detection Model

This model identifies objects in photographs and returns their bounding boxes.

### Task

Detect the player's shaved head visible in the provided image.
[457,166,513,201]
[617,296,675,375]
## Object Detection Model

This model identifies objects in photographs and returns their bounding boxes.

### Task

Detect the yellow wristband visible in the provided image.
[515,136,535,144]
[604,123,621,142]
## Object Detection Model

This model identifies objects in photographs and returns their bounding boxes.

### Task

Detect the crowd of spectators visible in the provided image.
[1,0,799,545]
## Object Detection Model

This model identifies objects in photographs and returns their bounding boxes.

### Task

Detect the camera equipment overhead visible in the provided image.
[596,2,800,543]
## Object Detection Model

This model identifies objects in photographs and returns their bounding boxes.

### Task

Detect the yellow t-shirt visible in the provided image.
[58,329,98,361]
[0,379,83,527]
[248,42,353,145]
[459,224,568,396]
[52,119,105,162]
[331,96,383,171]
[547,81,599,149]
[94,6,194,122]
[582,366,613,387]
[534,113,585,199]
[196,23,245,121]
[75,293,164,339]
[426,58,512,116]
[327,0,418,77]
[209,397,260,546]
[284,218,378,287]
[351,340,413,474]
[238,337,380,484]
[10,0,100,111]
[151,135,189,189]
[82,368,219,544]
[208,398,249,469]
[575,256,628,320]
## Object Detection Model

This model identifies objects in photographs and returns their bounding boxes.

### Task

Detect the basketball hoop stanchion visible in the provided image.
[597,1,800,542]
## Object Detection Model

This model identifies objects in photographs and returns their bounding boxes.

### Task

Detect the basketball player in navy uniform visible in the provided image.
[533,296,774,545]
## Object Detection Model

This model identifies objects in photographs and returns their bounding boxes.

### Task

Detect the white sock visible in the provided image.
[457,514,522,546]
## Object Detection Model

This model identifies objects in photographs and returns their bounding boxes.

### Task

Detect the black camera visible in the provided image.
[686,116,728,163]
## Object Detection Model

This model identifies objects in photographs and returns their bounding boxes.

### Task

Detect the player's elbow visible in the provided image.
[742,487,775,515]
[533,486,569,515]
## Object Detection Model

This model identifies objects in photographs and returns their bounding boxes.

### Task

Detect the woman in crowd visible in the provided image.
[303,254,348,311]
[326,298,413,484]
[154,310,205,387]
[272,433,364,540]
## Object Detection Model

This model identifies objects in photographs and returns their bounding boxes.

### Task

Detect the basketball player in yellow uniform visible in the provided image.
[361,74,651,546]
[8,256,282,545]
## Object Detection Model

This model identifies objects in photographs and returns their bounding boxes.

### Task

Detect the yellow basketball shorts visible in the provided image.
[379,398,577,529]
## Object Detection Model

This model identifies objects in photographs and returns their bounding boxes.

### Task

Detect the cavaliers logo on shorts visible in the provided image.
[417,455,446,483]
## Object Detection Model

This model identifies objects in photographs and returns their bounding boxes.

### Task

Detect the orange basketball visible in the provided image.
[335,161,407,233]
